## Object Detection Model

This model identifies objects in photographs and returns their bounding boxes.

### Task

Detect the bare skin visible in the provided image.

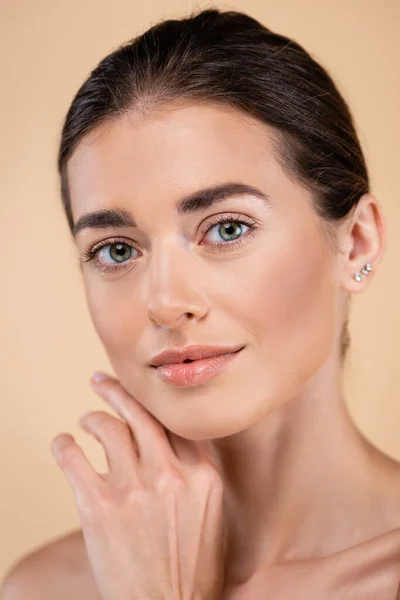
[3,99,400,599]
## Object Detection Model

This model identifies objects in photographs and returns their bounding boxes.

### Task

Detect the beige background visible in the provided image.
[1,0,399,583]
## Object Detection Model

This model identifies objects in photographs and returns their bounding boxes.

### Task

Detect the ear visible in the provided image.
[338,193,387,294]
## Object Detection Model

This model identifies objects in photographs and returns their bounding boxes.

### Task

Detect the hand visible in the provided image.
[50,372,227,600]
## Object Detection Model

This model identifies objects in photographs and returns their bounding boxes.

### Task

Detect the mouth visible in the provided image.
[179,347,243,364]
[152,346,245,387]
[149,344,245,368]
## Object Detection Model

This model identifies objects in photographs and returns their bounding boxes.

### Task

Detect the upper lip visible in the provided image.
[149,344,244,367]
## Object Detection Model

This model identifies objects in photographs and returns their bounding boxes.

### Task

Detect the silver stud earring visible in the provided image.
[354,263,372,282]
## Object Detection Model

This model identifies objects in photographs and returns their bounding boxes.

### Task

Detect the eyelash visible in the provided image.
[81,213,258,274]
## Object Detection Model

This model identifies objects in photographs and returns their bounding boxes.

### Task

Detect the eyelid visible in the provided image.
[88,236,131,255]
[198,212,258,236]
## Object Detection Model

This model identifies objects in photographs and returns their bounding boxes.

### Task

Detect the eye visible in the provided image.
[80,237,139,273]
[203,220,249,243]
[97,242,135,265]
[200,214,258,251]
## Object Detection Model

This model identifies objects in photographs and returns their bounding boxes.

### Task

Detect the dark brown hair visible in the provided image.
[57,7,369,362]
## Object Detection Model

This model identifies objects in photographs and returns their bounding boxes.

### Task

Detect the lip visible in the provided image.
[152,346,245,387]
[149,344,245,367]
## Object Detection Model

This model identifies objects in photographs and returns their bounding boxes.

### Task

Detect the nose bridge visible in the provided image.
[145,237,208,326]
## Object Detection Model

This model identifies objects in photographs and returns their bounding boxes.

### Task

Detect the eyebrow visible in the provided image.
[72,182,272,238]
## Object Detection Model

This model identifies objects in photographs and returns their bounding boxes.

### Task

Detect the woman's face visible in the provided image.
[67,100,342,440]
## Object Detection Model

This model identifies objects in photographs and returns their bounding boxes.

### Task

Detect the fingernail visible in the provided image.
[50,434,73,454]
[91,371,108,383]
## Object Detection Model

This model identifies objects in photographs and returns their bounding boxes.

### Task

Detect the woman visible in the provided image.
[3,7,400,600]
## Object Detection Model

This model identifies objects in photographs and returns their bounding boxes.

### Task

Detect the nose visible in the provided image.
[145,241,209,328]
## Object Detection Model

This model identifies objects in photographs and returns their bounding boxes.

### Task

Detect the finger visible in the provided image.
[79,411,139,480]
[164,429,202,466]
[50,433,104,505]
[90,374,178,468]
[191,439,222,471]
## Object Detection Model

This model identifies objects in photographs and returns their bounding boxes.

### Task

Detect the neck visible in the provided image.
[211,353,400,584]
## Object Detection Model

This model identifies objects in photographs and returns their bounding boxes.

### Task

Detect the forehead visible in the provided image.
[67,101,288,221]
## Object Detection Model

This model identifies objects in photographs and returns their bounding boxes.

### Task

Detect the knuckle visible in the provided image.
[198,457,217,474]
[79,497,112,525]
[114,477,138,499]
[84,410,109,424]
[196,459,223,486]
[101,418,129,438]
[77,487,116,520]
[156,465,186,493]
[87,412,129,437]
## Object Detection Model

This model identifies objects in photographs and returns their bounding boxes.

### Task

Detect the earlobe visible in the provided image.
[353,263,373,282]
[340,262,374,295]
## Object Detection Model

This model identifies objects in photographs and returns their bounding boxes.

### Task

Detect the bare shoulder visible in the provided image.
[1,529,101,600]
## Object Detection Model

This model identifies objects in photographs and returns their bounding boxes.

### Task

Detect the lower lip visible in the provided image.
[153,348,244,386]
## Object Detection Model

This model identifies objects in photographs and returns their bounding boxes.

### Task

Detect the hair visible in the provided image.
[57,6,370,364]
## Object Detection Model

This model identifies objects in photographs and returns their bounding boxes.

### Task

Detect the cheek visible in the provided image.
[84,280,143,363]
[236,230,338,387]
